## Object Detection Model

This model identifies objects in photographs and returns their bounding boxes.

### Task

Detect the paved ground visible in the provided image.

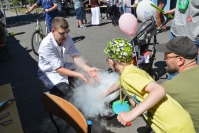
[0,10,170,133]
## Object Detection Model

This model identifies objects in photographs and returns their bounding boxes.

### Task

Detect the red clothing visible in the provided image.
[91,0,100,7]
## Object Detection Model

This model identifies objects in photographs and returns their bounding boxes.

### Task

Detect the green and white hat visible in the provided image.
[104,38,133,63]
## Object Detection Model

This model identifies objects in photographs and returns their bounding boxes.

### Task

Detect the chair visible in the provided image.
[42,93,91,133]
[85,4,91,14]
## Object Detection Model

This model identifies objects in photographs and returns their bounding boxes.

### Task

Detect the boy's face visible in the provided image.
[52,27,70,46]
[106,58,119,72]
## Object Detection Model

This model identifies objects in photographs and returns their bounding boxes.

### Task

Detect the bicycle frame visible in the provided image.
[35,12,48,37]
[31,11,47,56]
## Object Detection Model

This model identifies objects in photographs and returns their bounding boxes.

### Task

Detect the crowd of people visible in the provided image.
[1,0,199,132]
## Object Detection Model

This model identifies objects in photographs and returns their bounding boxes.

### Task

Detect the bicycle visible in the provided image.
[31,11,48,56]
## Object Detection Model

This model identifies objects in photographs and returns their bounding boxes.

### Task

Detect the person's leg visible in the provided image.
[75,7,86,28]
[50,82,73,100]
[46,19,51,33]
[79,7,87,28]
[46,13,56,33]
[111,15,116,25]
[105,8,109,19]
[123,5,126,13]
[170,31,175,39]
[83,6,87,23]
[75,8,80,27]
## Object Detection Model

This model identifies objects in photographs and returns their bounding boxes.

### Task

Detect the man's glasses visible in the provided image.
[164,55,179,61]
[57,29,70,37]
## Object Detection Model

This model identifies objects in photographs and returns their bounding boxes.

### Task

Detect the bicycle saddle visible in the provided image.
[134,17,156,41]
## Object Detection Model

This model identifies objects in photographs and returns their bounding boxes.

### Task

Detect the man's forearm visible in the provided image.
[28,4,38,12]
[73,56,90,72]
[56,67,81,77]
[44,4,58,13]
[50,4,58,11]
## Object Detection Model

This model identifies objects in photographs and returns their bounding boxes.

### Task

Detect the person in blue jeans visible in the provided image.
[26,0,58,33]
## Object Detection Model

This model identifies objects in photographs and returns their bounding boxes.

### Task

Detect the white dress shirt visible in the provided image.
[38,33,79,89]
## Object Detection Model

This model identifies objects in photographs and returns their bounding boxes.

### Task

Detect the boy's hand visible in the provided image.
[77,73,88,83]
[117,111,133,126]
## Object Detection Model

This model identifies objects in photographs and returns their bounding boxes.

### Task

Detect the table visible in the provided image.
[0,83,24,133]
[100,5,137,18]
[100,5,107,18]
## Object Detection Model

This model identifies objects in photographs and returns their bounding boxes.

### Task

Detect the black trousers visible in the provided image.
[50,77,76,100]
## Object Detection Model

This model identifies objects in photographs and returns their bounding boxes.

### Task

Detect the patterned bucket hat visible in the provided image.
[104,38,133,63]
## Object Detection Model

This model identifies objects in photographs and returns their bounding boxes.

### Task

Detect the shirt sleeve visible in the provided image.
[120,67,154,95]
[52,0,58,4]
[39,41,63,71]
[66,35,79,57]
[36,0,42,6]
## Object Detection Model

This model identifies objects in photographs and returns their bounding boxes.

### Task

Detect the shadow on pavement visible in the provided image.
[72,36,85,43]
[86,22,112,28]
[6,13,74,28]
[6,14,43,28]
[153,61,167,79]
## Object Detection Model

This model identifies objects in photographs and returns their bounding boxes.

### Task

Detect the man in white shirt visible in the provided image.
[38,17,98,98]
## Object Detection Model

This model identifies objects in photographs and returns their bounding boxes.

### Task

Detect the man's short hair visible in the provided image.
[52,17,69,30]
[156,36,197,59]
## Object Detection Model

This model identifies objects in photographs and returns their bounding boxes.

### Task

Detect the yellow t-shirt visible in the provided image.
[120,65,195,133]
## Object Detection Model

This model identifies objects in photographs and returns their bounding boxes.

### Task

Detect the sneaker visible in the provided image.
[132,3,138,8]
[80,26,87,29]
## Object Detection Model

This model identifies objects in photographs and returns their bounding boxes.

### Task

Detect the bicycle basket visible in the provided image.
[134,17,156,41]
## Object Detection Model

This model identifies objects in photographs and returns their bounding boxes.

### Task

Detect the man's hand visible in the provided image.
[44,9,51,13]
[86,67,100,82]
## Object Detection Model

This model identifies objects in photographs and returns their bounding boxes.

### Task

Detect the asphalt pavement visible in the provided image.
[0,9,170,133]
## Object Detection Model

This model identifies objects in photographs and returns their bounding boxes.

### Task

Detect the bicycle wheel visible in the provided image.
[31,31,43,56]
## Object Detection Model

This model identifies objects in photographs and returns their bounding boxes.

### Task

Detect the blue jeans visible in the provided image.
[193,40,199,64]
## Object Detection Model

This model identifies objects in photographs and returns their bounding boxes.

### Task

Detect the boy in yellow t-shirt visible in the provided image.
[103,38,195,133]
